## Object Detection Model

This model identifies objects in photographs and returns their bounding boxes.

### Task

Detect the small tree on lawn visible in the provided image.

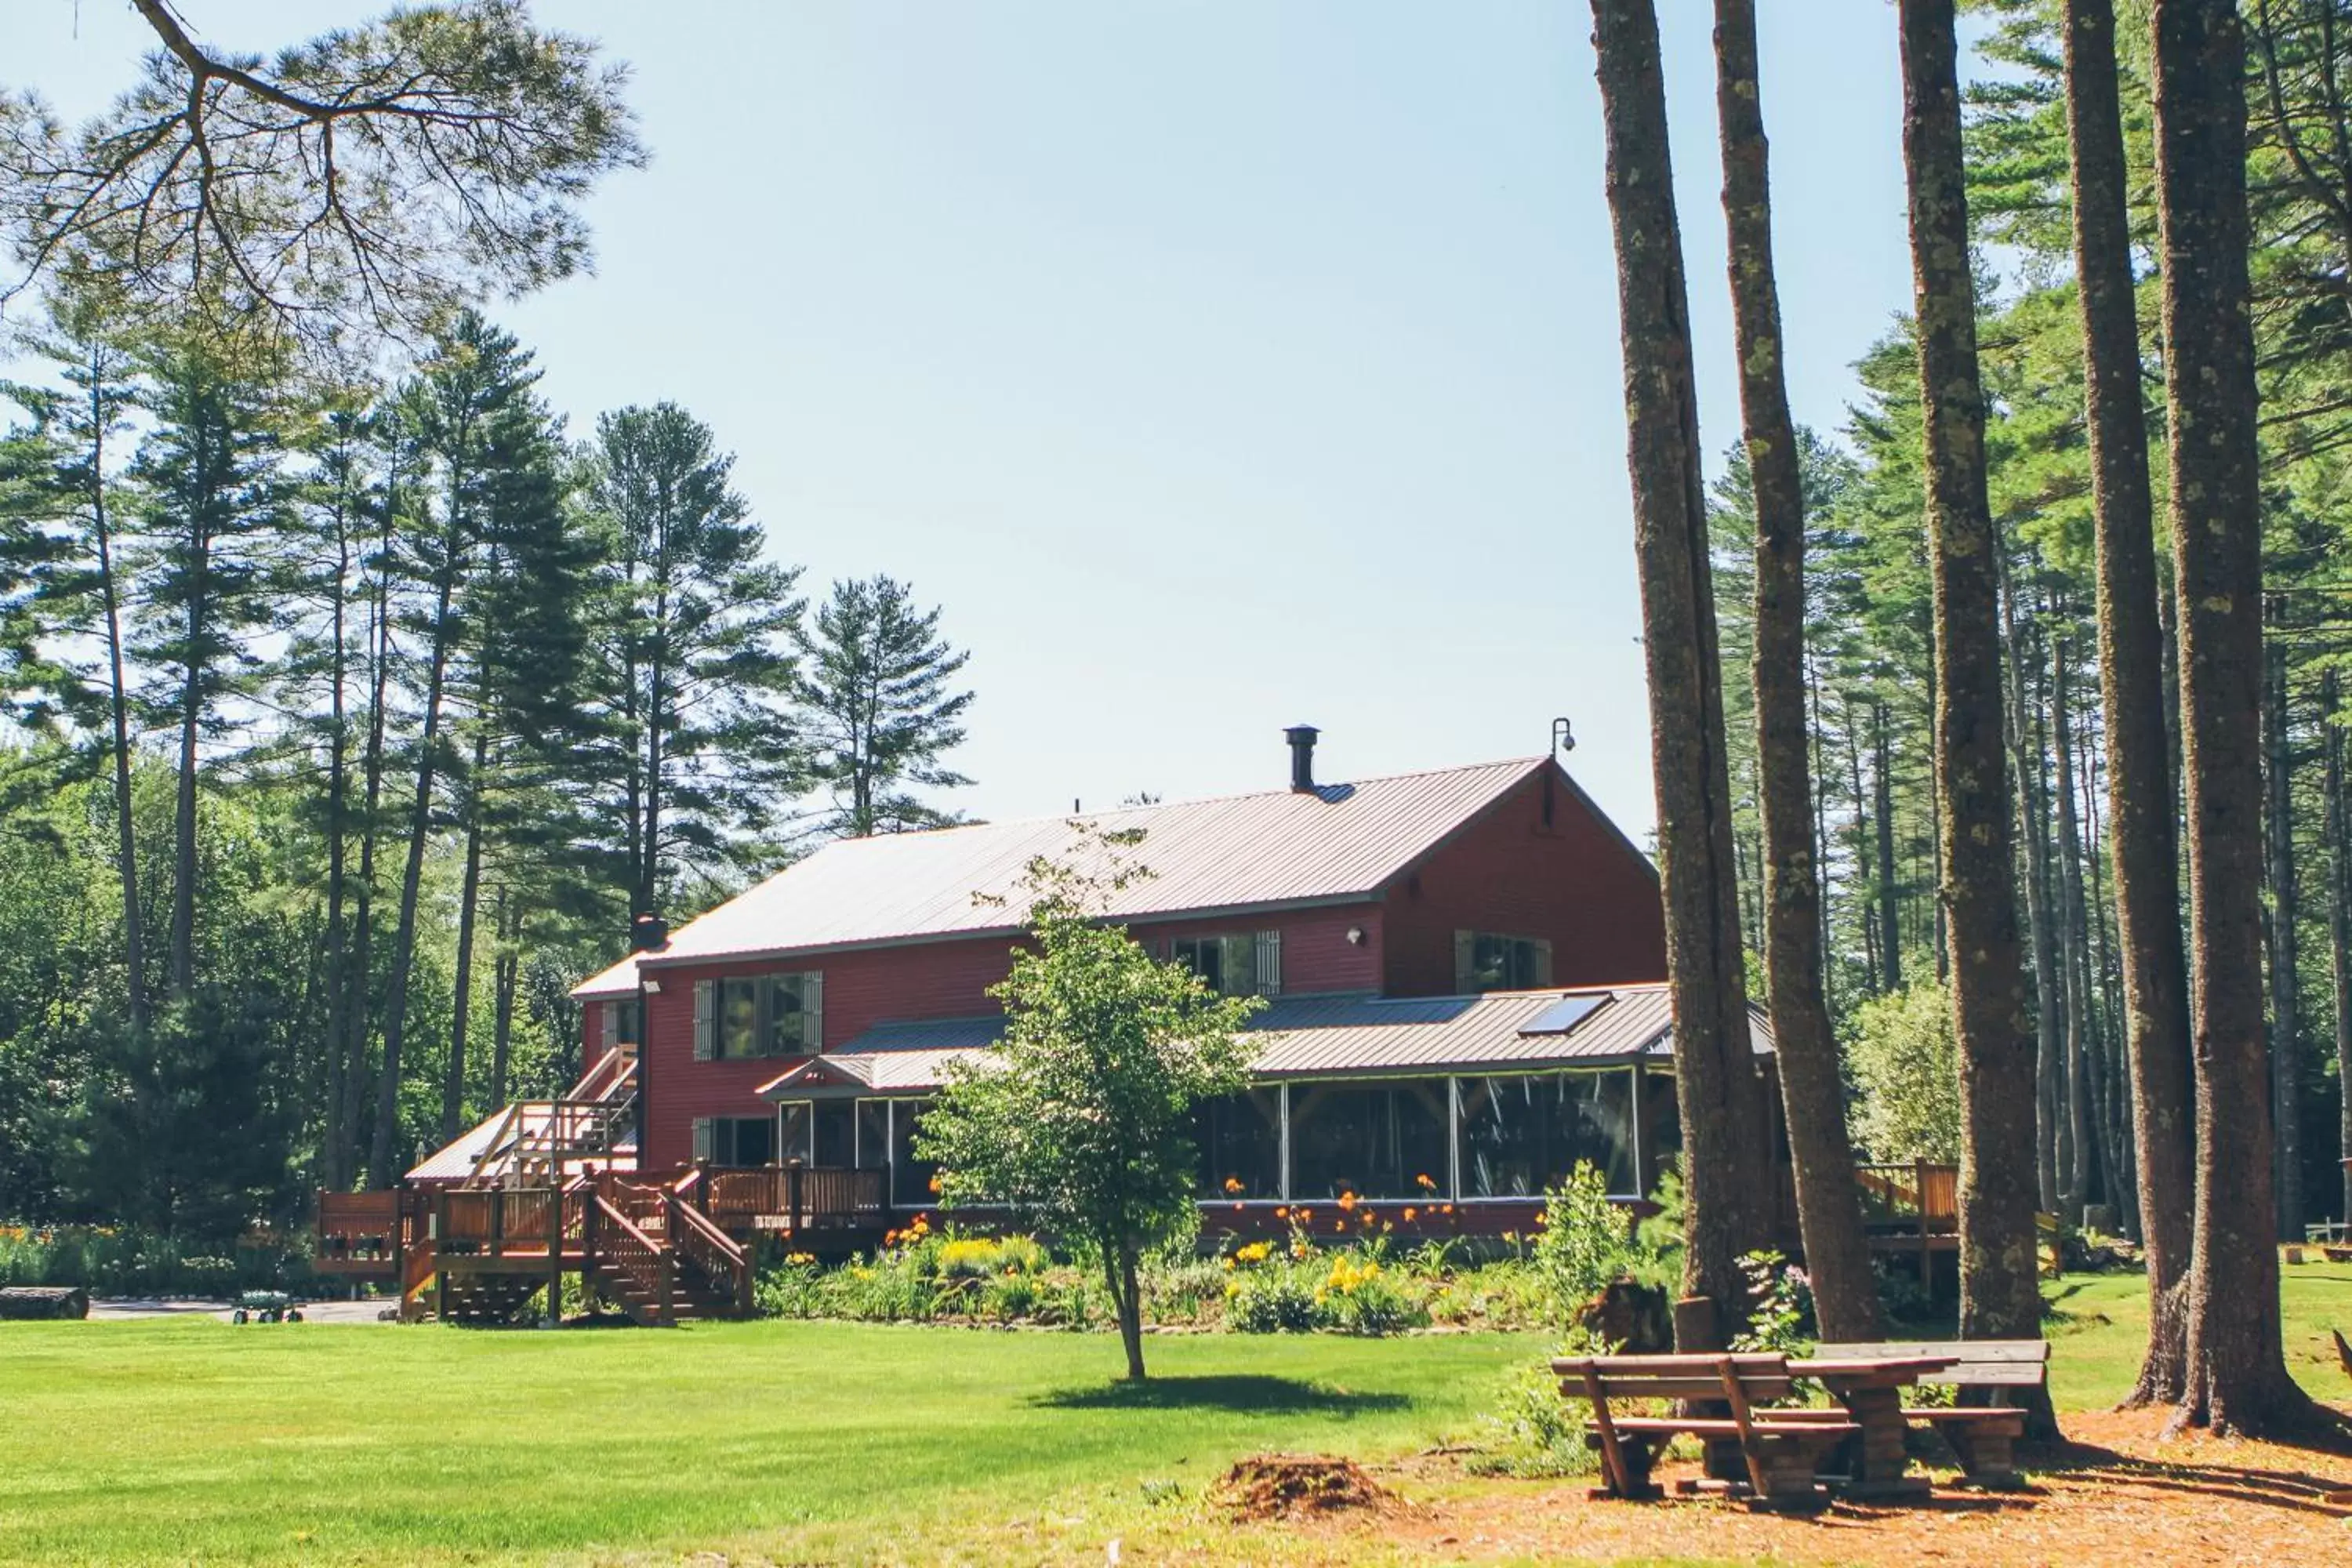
[918,831,1259,1380]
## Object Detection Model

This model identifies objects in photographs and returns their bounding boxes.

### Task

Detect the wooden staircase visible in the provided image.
[435,1272,545,1325]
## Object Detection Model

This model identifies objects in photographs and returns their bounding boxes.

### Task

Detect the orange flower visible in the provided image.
[1441,1203,1455,1216]
[1274,1206,1289,1219]
[1402,1207,1417,1222]
[1415,1173,1437,1192]
[1222,1176,1243,1196]
[928,1174,943,1195]
[1337,1191,1358,1211]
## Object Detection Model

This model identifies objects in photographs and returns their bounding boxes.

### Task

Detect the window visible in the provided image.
[1287,1079,1450,1200]
[1458,1069,1638,1198]
[1173,931,1282,996]
[1453,931,1553,993]
[598,998,641,1050]
[692,1115,775,1167]
[1194,1088,1283,1199]
[693,971,824,1060]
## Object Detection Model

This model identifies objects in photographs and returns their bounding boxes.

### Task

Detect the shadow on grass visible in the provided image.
[1033,1374,1411,1415]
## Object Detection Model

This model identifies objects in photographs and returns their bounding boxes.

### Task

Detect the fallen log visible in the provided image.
[0,1285,90,1320]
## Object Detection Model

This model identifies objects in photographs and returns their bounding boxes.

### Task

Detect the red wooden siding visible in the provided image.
[1377,768,1667,996]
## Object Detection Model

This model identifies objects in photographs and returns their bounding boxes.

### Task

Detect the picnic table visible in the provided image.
[1784,1354,1958,1497]
[1809,1339,2049,1488]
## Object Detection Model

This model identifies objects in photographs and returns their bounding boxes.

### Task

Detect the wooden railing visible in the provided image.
[692,1165,887,1232]
[432,1187,564,1256]
[592,1195,673,1326]
[1856,1162,1961,1234]
[670,1198,753,1317]
[316,1190,405,1269]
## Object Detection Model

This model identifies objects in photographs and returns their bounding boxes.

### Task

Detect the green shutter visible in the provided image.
[1453,931,1475,993]
[1254,931,1282,996]
[692,979,715,1061]
[804,971,824,1053]
[691,1117,713,1163]
[600,1000,619,1051]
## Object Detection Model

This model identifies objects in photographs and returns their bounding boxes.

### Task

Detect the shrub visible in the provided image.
[1229,1269,1320,1333]
[1847,983,1962,1163]
[1315,1252,1424,1335]
[1468,1353,1602,1479]
[1730,1250,1814,1355]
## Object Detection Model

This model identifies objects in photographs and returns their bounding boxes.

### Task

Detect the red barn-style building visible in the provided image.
[325,731,1784,1322]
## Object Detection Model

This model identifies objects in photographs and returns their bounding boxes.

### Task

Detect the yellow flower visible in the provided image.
[1235,1240,1272,1265]
[1224,1280,1241,1298]
[1222,1255,1236,1271]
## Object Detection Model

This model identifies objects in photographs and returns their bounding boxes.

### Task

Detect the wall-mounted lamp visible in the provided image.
[1346,926,1366,946]
[641,978,663,995]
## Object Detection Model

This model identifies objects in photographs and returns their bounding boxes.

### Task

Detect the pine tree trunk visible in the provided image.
[2151,0,2318,1436]
[85,353,148,1038]
[2264,636,2303,1242]
[2003,562,2066,1215]
[371,521,462,1187]
[444,731,488,1142]
[169,503,211,1001]
[491,891,519,1108]
[343,503,394,1187]
[1711,0,1878,1342]
[2053,633,2098,1216]
[321,469,354,1190]
[2325,670,2352,1227]
[1590,0,1772,1338]
[1898,1,2048,1385]
[1875,701,1904,994]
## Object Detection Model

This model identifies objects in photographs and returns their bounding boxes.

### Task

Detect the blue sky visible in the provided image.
[9,2,1926,842]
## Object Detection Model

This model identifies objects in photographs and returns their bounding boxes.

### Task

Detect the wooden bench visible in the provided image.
[1811,1339,2049,1486]
[1553,1352,1858,1510]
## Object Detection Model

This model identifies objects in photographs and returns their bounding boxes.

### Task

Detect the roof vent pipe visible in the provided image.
[1285,725,1320,793]
[630,911,669,953]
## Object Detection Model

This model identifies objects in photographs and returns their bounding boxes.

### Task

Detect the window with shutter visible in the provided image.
[600,1000,619,1051]
[691,1117,713,1163]
[692,980,715,1060]
[1254,931,1282,996]
[803,970,824,1053]
[1457,932,1553,993]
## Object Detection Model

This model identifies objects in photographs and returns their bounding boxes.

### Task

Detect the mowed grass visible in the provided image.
[8,1265,2352,1567]
[0,1316,1543,1566]
[2043,1257,2352,1409]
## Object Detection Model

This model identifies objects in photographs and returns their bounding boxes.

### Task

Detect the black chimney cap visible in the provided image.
[1286,725,1319,793]
[630,912,669,953]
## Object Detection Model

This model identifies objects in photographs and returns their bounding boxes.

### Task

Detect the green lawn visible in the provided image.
[7,1266,2350,1567]
[0,1316,1542,1566]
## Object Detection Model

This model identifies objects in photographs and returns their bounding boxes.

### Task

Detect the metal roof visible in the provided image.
[756,984,1774,1098]
[573,953,642,1000]
[603,758,1550,977]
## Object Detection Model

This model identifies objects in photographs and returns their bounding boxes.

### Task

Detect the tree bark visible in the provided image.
[2002,561,2066,1216]
[1590,0,1772,1339]
[1898,1,2048,1388]
[2264,633,2303,1242]
[2325,670,2352,1227]
[320,437,355,1190]
[1105,1236,1147,1381]
[169,459,212,1002]
[2151,0,2321,1436]
[2053,630,2098,1214]
[1711,0,1878,1342]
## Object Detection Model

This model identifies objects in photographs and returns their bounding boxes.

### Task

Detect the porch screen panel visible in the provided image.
[811,1102,855,1167]
[855,1101,890,1170]
[1193,1088,1283,1199]
[1457,1069,1637,1199]
[1285,1079,1450,1200]
[1642,1067,1679,1196]
[777,1102,813,1165]
[891,1098,941,1208]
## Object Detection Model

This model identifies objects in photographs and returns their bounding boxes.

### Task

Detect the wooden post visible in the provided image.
[787,1161,805,1243]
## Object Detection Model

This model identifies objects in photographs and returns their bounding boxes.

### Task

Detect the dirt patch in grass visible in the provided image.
[1331,1403,2352,1566]
[1217,1454,1405,1523]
